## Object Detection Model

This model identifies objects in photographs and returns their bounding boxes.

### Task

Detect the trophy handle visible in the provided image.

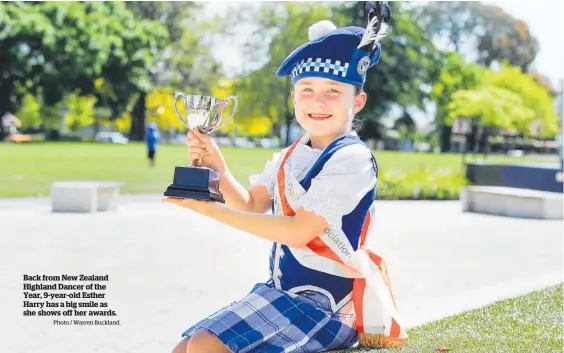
[173,91,190,129]
[217,95,238,129]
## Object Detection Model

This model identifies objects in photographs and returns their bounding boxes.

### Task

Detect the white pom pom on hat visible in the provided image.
[308,20,337,41]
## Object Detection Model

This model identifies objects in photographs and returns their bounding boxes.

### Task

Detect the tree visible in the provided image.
[337,1,442,140]
[432,52,484,152]
[0,2,168,138]
[0,2,55,138]
[125,2,223,140]
[446,63,560,153]
[448,86,534,130]
[447,86,534,154]
[413,2,539,72]
[485,63,560,137]
[231,2,335,146]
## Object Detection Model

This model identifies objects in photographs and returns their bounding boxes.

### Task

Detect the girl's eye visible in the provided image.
[302,88,313,92]
[328,89,340,93]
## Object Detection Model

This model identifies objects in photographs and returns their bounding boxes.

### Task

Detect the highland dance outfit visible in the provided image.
[181,3,408,351]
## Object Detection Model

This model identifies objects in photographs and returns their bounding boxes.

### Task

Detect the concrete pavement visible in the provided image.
[0,195,561,352]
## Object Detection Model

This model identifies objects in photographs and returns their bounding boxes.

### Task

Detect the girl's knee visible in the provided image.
[171,336,189,353]
[186,329,230,353]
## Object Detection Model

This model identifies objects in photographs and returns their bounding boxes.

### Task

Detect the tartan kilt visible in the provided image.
[181,281,358,352]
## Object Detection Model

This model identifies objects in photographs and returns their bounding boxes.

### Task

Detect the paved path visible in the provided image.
[0,195,561,353]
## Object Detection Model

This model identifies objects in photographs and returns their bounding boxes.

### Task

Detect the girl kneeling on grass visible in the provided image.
[164,2,407,352]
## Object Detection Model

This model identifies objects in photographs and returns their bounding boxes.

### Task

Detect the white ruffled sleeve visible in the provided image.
[295,144,377,229]
[248,149,286,196]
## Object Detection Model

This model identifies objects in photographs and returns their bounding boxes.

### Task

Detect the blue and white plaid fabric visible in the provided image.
[181,281,358,352]
[291,58,350,79]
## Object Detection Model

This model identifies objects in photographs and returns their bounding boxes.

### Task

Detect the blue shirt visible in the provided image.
[146,130,159,150]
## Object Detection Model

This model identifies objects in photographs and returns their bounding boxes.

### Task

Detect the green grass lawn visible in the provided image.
[1,142,558,198]
[338,284,563,353]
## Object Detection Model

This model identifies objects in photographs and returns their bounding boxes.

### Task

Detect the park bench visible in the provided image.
[50,181,127,213]
[461,186,563,220]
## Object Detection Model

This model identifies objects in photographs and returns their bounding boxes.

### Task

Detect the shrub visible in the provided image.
[377,169,467,200]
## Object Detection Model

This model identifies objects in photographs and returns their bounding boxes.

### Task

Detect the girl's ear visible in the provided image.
[353,91,367,114]
[291,90,295,105]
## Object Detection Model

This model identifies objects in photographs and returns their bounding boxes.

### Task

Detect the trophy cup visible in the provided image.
[163,92,238,203]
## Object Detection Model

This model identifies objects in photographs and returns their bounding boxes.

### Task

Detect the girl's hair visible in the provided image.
[354,85,364,96]
[352,86,364,132]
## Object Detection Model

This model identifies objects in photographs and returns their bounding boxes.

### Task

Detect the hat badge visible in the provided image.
[357,56,370,75]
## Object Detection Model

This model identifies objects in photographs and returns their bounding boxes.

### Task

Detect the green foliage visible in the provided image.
[232,2,334,143]
[65,91,97,132]
[123,2,222,140]
[447,86,534,129]
[15,92,42,128]
[0,1,168,122]
[340,2,442,139]
[126,2,222,90]
[377,170,467,200]
[485,63,560,137]
[432,52,484,125]
[446,63,560,137]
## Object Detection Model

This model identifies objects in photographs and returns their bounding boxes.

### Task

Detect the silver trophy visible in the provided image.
[163,92,238,203]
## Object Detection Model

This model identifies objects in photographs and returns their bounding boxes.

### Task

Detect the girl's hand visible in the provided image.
[162,197,213,215]
[186,128,227,173]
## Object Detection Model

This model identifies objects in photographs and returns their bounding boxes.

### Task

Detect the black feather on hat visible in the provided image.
[358,1,392,52]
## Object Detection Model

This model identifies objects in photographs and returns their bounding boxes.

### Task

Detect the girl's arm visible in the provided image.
[162,197,327,248]
[218,168,273,214]
[186,128,272,214]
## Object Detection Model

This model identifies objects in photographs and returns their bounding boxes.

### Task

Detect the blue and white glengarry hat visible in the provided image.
[276,1,391,87]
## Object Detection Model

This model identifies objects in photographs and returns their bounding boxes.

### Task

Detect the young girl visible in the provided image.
[164,4,407,352]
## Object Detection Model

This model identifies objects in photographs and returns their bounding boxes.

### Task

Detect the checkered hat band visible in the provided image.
[291,58,350,78]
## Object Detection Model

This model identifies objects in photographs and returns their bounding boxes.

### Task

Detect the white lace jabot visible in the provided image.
[249,133,321,190]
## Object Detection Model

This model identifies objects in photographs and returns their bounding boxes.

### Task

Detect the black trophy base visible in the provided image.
[164,166,225,203]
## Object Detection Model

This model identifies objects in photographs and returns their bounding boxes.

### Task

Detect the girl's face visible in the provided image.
[291,77,367,138]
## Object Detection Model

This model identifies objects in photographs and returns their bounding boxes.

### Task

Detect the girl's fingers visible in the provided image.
[195,129,211,144]
[187,140,207,149]
[186,133,207,147]
[189,152,204,163]
[188,146,207,156]
[162,197,181,205]
[187,130,203,144]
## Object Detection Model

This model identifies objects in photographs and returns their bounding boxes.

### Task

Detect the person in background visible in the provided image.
[145,122,160,167]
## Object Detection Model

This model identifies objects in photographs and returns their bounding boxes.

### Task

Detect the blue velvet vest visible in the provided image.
[269,134,378,311]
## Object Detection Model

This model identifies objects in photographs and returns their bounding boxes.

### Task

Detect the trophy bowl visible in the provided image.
[163,92,238,203]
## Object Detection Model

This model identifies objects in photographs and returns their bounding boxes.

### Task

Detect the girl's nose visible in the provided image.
[313,93,326,106]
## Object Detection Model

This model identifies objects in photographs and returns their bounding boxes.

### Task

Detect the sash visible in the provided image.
[274,135,408,348]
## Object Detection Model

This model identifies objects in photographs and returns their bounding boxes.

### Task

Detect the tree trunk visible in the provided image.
[0,84,14,141]
[0,110,6,141]
[473,124,483,156]
[439,124,452,153]
[129,91,147,141]
[93,117,100,139]
[482,126,490,159]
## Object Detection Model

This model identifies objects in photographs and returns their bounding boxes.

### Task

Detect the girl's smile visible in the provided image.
[307,113,333,121]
